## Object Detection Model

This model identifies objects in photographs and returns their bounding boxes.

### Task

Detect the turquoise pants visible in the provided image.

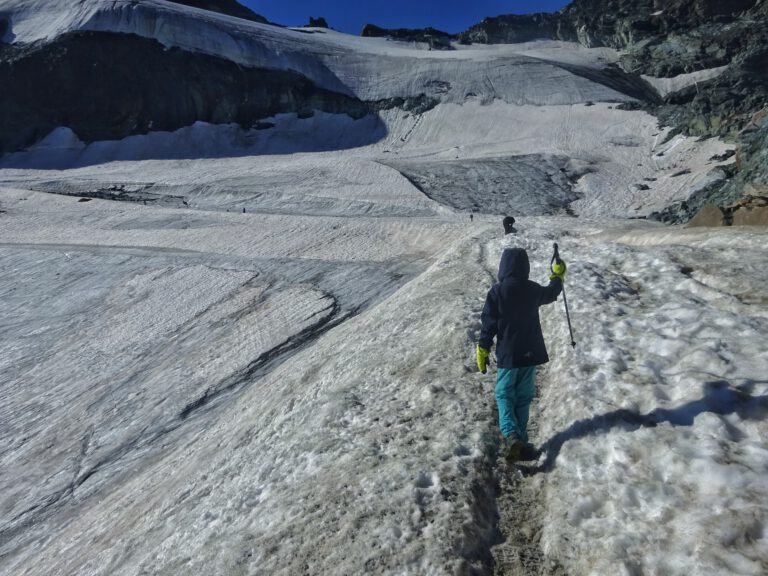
[495,367,536,441]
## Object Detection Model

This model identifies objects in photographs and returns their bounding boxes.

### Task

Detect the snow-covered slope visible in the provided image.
[0,101,733,219]
[0,0,733,218]
[1,0,629,102]
[1,1,765,575]
[1,187,766,575]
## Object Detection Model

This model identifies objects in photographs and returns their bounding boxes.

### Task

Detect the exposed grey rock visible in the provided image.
[460,1,760,50]
[654,48,768,138]
[166,0,268,24]
[722,110,768,200]
[0,31,375,154]
[361,24,453,50]
[367,94,439,115]
[710,150,736,162]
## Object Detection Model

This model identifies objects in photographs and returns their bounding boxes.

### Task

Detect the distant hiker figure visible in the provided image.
[476,248,566,461]
[503,216,516,234]
[470,213,474,222]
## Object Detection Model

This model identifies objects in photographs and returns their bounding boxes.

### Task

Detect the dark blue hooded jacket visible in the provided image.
[479,248,562,368]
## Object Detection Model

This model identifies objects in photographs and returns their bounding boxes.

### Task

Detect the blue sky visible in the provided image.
[242,1,571,35]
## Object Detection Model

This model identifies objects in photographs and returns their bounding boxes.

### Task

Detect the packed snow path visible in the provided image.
[1,187,767,575]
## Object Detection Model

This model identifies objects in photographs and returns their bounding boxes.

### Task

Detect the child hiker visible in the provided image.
[476,247,566,461]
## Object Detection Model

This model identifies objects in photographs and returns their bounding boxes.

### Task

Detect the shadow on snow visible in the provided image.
[521,379,768,476]
[0,114,388,170]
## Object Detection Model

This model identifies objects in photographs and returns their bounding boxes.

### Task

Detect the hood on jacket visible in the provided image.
[498,248,530,282]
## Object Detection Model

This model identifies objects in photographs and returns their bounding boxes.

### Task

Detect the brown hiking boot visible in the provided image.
[501,434,524,461]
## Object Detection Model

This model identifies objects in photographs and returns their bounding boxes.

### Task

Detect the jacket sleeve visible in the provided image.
[478,287,498,350]
[539,277,563,306]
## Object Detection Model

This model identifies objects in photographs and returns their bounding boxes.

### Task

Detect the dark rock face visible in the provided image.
[459,13,566,45]
[367,94,438,115]
[0,32,371,154]
[308,17,329,28]
[166,0,268,23]
[559,0,759,48]
[362,24,453,50]
[654,50,768,138]
[460,1,760,49]
[619,19,766,78]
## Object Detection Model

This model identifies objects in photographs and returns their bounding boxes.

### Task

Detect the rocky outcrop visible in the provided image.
[367,94,438,115]
[687,196,768,227]
[732,197,768,225]
[739,107,768,173]
[687,204,728,227]
[0,31,370,154]
[653,52,768,138]
[721,108,768,201]
[166,0,268,23]
[659,113,767,224]
[361,24,453,50]
[459,1,760,49]
[458,13,565,45]
[308,17,329,28]
[561,0,760,48]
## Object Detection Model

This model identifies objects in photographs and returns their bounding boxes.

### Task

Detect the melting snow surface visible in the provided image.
[1,186,767,575]
[0,1,765,574]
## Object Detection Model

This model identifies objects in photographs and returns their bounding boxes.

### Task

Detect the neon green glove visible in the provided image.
[476,345,490,374]
[550,259,567,282]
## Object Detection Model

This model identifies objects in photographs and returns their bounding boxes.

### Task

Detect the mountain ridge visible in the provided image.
[165,0,268,23]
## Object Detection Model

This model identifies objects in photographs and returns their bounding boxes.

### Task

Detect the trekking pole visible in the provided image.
[552,243,576,348]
